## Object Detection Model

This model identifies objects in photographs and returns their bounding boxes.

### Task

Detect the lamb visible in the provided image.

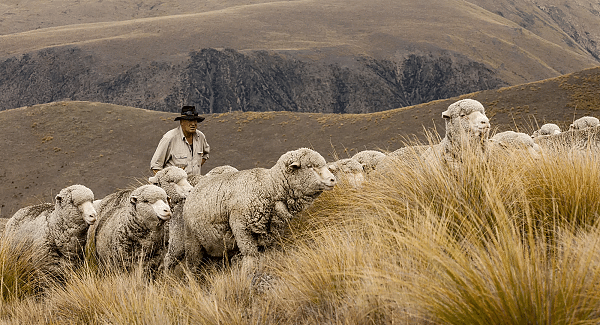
[422,99,491,167]
[328,158,365,187]
[351,150,386,174]
[180,148,337,272]
[569,116,599,131]
[489,130,543,159]
[531,123,561,138]
[4,184,97,276]
[88,184,171,273]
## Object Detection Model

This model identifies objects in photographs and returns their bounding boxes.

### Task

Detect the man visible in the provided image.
[150,105,210,175]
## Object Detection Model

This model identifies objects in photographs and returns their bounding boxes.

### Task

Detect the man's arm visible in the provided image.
[150,133,172,172]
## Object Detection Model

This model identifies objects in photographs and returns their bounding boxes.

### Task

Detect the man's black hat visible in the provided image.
[174,105,205,122]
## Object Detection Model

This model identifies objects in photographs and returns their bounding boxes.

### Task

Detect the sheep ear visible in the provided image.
[328,163,338,172]
[442,110,451,119]
[148,176,159,185]
[130,196,138,205]
[289,161,301,169]
[55,194,63,205]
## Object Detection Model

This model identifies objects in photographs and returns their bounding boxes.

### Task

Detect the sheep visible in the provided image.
[328,158,365,187]
[4,184,97,276]
[188,165,239,187]
[489,130,543,159]
[569,116,599,131]
[375,145,430,172]
[162,165,238,271]
[148,166,194,204]
[422,99,490,167]
[179,148,337,272]
[88,184,171,273]
[351,150,386,174]
[531,123,561,138]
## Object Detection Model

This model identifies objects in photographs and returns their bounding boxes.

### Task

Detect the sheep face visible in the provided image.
[130,185,172,221]
[328,158,365,187]
[279,148,337,194]
[149,166,193,201]
[56,184,97,225]
[442,99,490,142]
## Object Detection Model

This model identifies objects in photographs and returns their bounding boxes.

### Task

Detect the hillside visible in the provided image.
[1,66,599,218]
[0,0,598,113]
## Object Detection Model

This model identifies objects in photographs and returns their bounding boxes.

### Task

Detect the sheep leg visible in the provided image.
[183,223,205,274]
[230,215,259,271]
[163,210,185,273]
[261,201,294,246]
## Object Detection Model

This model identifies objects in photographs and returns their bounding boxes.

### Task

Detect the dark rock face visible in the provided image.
[0,47,505,113]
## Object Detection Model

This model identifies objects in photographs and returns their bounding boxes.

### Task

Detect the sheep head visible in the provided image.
[569,116,599,131]
[328,158,365,188]
[130,185,172,221]
[442,99,490,141]
[148,166,193,203]
[55,184,97,225]
[532,123,561,138]
[277,148,337,194]
[352,150,386,173]
[490,131,542,159]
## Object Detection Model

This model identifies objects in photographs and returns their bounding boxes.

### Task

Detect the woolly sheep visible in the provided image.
[188,165,239,187]
[180,148,337,272]
[328,158,365,187]
[4,185,97,275]
[375,145,430,171]
[422,99,490,166]
[88,184,171,273]
[148,166,193,204]
[490,131,543,159]
[531,123,561,138]
[351,150,386,174]
[569,116,599,131]
[163,165,238,271]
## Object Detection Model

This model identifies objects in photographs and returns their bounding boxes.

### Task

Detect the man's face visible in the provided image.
[180,119,197,135]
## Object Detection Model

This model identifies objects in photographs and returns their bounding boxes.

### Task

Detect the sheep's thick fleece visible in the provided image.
[181,148,336,271]
[89,184,171,272]
[4,184,97,274]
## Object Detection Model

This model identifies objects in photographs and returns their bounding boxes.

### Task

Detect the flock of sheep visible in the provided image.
[3,99,599,279]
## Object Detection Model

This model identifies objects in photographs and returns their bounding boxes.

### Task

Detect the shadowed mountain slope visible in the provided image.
[0,0,598,113]
[1,66,599,218]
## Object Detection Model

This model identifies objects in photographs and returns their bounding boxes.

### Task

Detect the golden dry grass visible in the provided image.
[3,137,600,324]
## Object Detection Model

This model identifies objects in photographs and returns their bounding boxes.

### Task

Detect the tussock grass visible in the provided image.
[3,138,600,324]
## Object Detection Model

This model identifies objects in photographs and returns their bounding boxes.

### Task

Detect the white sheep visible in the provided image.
[422,99,491,166]
[163,165,239,272]
[187,165,239,187]
[180,148,337,272]
[328,158,365,187]
[490,130,543,159]
[531,123,561,138]
[569,116,599,131]
[4,184,97,275]
[88,184,171,273]
[351,150,386,174]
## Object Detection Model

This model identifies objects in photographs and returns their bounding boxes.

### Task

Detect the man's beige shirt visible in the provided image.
[150,126,210,175]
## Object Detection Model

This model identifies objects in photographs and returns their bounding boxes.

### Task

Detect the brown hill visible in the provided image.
[1,66,599,218]
[0,0,597,85]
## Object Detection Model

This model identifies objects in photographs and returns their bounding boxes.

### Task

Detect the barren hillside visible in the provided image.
[1,66,599,218]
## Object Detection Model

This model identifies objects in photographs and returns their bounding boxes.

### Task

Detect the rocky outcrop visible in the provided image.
[0,47,505,113]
